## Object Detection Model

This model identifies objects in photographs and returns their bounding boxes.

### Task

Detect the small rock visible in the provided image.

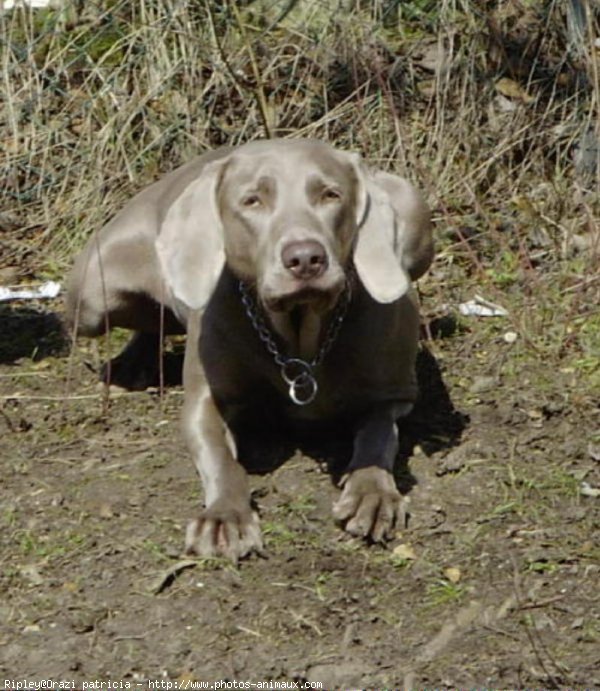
[469,376,498,394]
[62,581,79,592]
[544,400,565,415]
[438,450,465,474]
[23,624,41,634]
[436,442,482,475]
[98,503,115,519]
[588,442,600,462]
[307,661,364,688]
[21,565,44,586]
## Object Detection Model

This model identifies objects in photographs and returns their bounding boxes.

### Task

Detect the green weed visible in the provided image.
[425,579,466,607]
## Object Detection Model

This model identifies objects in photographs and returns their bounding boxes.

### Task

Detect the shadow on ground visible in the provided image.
[0,304,69,363]
[395,345,468,493]
[98,336,466,498]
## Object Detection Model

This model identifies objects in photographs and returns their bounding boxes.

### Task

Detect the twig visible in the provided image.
[0,391,183,401]
[228,1,272,138]
[519,595,566,610]
[510,554,566,687]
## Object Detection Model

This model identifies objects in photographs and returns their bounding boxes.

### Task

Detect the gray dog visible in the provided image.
[67,139,433,562]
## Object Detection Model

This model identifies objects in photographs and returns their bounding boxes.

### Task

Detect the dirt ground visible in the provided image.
[0,295,598,688]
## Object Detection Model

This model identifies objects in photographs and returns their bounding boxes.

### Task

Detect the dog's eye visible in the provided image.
[321,188,342,203]
[242,194,262,209]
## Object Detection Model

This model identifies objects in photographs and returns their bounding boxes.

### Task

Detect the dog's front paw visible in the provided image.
[100,356,159,391]
[333,467,406,543]
[185,502,263,563]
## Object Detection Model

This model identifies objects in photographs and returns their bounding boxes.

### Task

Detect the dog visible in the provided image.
[66,139,433,562]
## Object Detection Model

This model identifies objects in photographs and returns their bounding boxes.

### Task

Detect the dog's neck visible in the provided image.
[268,307,322,361]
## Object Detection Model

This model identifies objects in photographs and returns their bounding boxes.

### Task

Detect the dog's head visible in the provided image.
[156,139,431,315]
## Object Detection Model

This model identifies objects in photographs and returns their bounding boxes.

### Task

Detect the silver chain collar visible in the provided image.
[239,282,351,406]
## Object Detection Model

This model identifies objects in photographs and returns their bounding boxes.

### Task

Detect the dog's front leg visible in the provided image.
[182,310,263,562]
[333,402,412,543]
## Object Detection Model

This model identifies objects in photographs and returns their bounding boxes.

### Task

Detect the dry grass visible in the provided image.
[1,0,599,388]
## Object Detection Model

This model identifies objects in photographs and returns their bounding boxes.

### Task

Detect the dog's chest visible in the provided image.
[199,267,419,429]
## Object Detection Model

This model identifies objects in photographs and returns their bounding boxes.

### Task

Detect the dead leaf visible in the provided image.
[444,566,461,583]
[495,77,534,104]
[416,40,448,73]
[417,79,436,98]
[392,543,417,561]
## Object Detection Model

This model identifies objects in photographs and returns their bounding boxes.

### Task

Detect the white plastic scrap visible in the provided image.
[459,294,509,318]
[0,281,61,302]
[580,481,600,498]
[2,0,59,9]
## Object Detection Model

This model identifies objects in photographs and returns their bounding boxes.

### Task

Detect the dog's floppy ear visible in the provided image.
[350,156,433,304]
[156,160,226,311]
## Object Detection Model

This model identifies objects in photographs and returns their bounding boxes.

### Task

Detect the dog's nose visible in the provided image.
[281,240,328,279]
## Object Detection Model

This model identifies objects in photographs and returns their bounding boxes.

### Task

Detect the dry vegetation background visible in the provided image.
[1,0,599,386]
[1,0,600,686]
